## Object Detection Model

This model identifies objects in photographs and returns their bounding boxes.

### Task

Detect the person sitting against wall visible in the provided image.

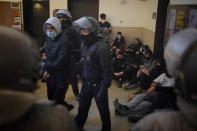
[113,50,128,88]
[127,37,143,55]
[114,71,176,123]
[111,32,126,49]
[131,28,197,131]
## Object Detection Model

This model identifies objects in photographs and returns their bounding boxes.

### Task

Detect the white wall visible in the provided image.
[170,0,197,5]
[50,0,67,17]
[144,0,158,31]
[99,0,147,27]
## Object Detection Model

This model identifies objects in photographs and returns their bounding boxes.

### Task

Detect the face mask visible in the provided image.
[81,34,95,46]
[47,31,57,40]
[101,20,106,23]
[117,36,121,39]
[61,20,71,30]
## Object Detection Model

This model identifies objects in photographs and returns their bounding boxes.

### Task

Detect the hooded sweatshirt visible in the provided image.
[43,17,71,74]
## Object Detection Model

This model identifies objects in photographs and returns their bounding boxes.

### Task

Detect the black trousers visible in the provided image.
[74,81,111,131]
[46,73,68,103]
[139,73,153,90]
[70,60,80,96]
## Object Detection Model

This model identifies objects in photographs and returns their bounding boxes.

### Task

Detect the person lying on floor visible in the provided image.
[113,72,176,122]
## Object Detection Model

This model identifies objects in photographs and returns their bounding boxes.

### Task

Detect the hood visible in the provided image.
[43,17,62,37]
[0,89,39,125]
[56,9,72,20]
[177,96,197,128]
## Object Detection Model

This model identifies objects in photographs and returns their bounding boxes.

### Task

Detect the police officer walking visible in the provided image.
[74,16,112,131]
[56,9,81,100]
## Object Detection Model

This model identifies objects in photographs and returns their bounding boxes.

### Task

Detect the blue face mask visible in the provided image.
[47,31,57,39]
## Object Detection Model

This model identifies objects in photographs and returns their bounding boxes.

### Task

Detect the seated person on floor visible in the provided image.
[125,57,166,93]
[128,50,156,91]
[136,45,150,57]
[111,32,126,49]
[111,45,118,59]
[131,29,197,131]
[136,58,167,92]
[113,72,176,123]
[127,37,143,54]
[113,50,127,87]
[120,50,155,89]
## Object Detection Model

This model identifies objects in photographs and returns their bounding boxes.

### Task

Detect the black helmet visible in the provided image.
[0,26,42,92]
[164,28,197,103]
[73,16,100,36]
[56,9,72,20]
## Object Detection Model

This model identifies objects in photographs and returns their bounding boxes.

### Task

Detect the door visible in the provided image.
[68,0,99,21]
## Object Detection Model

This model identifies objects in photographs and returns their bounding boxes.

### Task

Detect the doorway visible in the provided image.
[23,0,49,44]
[68,0,99,21]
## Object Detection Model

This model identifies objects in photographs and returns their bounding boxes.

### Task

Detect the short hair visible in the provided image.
[134,37,140,42]
[117,32,122,35]
[143,45,149,50]
[145,50,152,55]
[100,13,106,19]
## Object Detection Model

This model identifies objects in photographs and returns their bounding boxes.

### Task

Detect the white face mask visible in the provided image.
[101,19,106,23]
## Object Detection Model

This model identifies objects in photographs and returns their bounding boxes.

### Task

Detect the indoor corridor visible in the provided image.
[37,80,135,131]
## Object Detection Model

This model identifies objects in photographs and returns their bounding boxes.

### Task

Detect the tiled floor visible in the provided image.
[36,80,135,131]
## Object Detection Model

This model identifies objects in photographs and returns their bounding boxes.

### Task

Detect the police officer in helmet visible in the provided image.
[131,28,197,131]
[56,9,81,100]
[73,16,112,131]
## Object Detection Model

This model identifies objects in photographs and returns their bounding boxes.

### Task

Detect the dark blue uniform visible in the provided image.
[74,39,112,131]
[63,25,81,97]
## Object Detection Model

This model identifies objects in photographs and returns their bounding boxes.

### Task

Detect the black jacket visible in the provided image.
[81,39,112,88]
[44,34,71,75]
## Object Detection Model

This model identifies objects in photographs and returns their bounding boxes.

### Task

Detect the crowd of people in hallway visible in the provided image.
[0,8,197,131]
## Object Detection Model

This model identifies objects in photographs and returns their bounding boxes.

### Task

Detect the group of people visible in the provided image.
[40,10,112,131]
[0,8,197,131]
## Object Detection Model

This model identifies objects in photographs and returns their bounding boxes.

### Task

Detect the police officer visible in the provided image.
[56,9,81,99]
[131,28,197,131]
[0,26,77,131]
[43,17,73,110]
[74,16,112,131]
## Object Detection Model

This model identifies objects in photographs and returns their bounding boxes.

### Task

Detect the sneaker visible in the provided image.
[122,82,130,88]
[124,83,139,90]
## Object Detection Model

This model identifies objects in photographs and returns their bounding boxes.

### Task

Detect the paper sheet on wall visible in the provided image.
[189,9,197,28]
[169,9,176,30]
